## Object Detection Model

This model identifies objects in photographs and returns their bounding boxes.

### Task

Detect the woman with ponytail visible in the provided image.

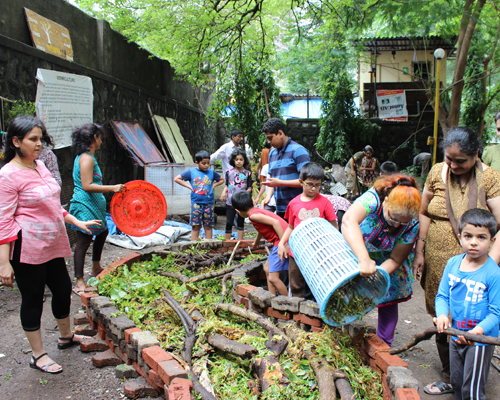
[342,174,422,346]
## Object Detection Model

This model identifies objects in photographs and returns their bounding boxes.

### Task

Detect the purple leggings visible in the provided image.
[377,303,399,346]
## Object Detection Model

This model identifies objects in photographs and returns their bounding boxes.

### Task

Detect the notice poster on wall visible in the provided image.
[376,89,408,122]
[36,69,93,148]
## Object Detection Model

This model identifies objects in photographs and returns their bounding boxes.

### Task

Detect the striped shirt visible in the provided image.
[268,138,310,213]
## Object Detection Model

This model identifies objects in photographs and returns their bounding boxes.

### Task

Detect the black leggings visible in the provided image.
[225,205,244,234]
[11,233,71,331]
[74,230,108,278]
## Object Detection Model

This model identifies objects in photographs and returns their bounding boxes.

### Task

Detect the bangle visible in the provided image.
[417,238,426,243]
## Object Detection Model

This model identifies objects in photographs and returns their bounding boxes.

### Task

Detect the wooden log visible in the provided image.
[207,333,258,358]
[252,356,289,391]
[159,271,189,282]
[335,376,355,400]
[390,326,500,355]
[188,265,239,283]
[314,365,337,400]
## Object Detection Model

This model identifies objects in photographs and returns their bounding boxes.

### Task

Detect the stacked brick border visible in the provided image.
[81,239,420,400]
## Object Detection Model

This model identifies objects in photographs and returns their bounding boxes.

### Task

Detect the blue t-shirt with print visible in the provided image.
[180,168,221,204]
[436,254,500,344]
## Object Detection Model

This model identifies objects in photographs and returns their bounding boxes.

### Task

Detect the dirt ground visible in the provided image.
[1,214,500,399]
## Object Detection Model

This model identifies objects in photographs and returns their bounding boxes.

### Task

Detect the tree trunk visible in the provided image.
[447,0,486,130]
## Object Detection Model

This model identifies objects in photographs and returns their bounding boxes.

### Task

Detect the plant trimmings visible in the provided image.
[324,276,376,325]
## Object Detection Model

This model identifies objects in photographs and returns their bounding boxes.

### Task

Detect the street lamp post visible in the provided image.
[432,48,445,166]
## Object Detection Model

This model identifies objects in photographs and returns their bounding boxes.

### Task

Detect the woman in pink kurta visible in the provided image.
[0,116,99,375]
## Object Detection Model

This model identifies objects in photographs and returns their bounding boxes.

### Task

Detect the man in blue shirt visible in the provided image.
[261,118,310,219]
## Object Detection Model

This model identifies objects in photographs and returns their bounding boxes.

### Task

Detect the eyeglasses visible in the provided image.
[386,210,410,226]
[303,182,322,189]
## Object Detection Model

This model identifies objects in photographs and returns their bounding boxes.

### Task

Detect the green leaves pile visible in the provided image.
[95,252,382,399]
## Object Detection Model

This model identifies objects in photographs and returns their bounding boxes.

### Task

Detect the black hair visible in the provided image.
[459,208,497,238]
[195,150,210,162]
[442,127,483,157]
[72,123,104,156]
[4,115,54,163]
[230,129,244,138]
[229,148,250,168]
[231,190,253,212]
[264,141,271,149]
[299,162,325,181]
[495,111,500,122]
[261,118,287,135]
[364,145,374,154]
[380,161,398,175]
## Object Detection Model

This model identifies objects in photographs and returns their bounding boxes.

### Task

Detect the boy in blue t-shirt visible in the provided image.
[433,208,500,399]
[174,150,223,240]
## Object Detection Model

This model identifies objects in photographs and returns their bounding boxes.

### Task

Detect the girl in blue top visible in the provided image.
[69,124,125,295]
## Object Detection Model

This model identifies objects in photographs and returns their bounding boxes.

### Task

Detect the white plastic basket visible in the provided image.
[289,217,389,326]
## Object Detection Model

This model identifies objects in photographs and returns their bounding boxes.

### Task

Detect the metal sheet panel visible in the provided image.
[110,120,165,166]
[145,164,196,215]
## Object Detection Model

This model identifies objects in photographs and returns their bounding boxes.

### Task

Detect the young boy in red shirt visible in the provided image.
[232,191,289,296]
[278,162,339,298]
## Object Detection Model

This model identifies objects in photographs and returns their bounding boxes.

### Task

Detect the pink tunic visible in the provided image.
[0,161,71,264]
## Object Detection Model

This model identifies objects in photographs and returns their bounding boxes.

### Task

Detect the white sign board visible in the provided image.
[35,69,93,148]
[376,89,408,122]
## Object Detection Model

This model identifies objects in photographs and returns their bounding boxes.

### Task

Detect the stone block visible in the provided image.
[125,327,142,344]
[299,300,321,318]
[92,349,122,368]
[123,376,159,399]
[130,331,160,367]
[387,366,419,391]
[395,388,420,400]
[98,305,119,325]
[248,288,275,308]
[74,312,89,325]
[89,296,113,313]
[158,359,188,385]
[271,295,304,313]
[80,336,109,352]
[375,352,408,373]
[116,363,139,379]
[231,268,246,288]
[240,261,264,276]
[142,345,173,371]
[115,346,132,365]
[74,325,97,336]
[120,339,138,361]
[81,292,97,307]
[362,334,391,358]
[109,315,136,340]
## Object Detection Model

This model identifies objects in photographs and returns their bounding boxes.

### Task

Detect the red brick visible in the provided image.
[142,345,173,372]
[375,351,408,373]
[171,377,193,390]
[359,347,371,364]
[239,295,250,309]
[148,369,165,393]
[298,314,322,328]
[133,361,146,378]
[293,313,301,322]
[368,355,383,375]
[74,325,97,336]
[237,284,257,298]
[382,373,391,400]
[362,334,391,358]
[223,239,254,248]
[74,313,89,325]
[248,301,262,313]
[395,388,419,400]
[166,381,191,400]
[125,327,142,344]
[123,377,159,399]
[312,326,324,333]
[263,307,292,320]
[114,346,131,365]
[92,349,122,368]
[107,252,142,268]
[81,292,97,307]
[85,286,98,293]
[158,359,189,385]
[97,323,106,341]
[105,335,115,352]
[88,316,97,330]
[80,336,109,352]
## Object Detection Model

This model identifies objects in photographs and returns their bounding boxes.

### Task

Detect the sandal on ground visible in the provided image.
[57,333,86,350]
[423,381,454,395]
[29,353,63,374]
[72,287,84,297]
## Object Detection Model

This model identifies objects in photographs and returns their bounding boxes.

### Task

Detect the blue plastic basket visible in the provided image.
[289,217,390,326]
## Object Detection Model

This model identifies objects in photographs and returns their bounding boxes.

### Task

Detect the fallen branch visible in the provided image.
[226,240,241,267]
[220,273,231,300]
[214,303,289,356]
[189,265,239,283]
[207,333,258,358]
[159,271,190,283]
[161,289,217,400]
[390,327,500,355]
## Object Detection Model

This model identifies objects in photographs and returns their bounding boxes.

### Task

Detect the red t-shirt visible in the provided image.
[248,207,289,246]
[285,193,338,228]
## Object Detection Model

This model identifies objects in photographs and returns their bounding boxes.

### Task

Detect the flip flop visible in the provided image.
[88,272,98,277]
[423,381,454,395]
[29,353,63,374]
[72,288,84,297]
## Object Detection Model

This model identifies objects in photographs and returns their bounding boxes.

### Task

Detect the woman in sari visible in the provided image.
[413,127,500,395]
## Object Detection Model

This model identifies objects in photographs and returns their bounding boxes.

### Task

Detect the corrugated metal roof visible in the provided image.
[359,36,456,51]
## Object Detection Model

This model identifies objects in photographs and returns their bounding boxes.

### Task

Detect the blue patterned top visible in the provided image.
[356,188,419,305]
[69,152,107,235]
